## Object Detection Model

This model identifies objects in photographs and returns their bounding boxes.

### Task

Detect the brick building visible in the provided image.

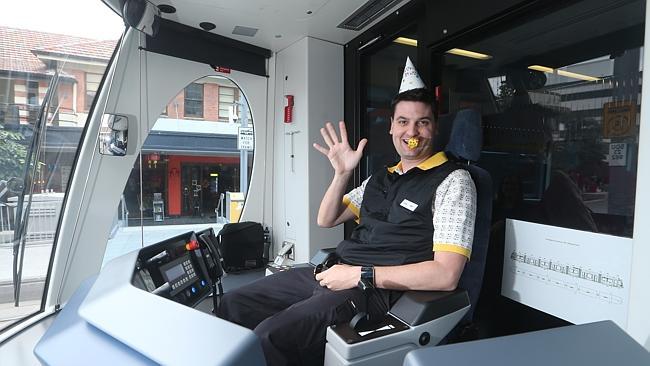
[0,26,252,223]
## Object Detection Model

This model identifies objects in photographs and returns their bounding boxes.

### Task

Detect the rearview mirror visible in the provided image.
[99,114,129,156]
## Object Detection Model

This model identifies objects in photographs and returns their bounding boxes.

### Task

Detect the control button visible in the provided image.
[191,286,197,294]
[201,280,206,287]
[185,240,200,251]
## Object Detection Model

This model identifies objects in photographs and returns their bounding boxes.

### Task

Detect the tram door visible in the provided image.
[180,164,215,218]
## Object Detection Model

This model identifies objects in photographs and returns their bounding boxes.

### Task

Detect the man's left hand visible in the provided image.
[315,264,360,291]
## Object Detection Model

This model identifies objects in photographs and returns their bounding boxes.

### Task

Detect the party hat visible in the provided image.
[398,56,425,93]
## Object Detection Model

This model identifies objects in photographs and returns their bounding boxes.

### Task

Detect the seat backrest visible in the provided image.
[443,109,492,323]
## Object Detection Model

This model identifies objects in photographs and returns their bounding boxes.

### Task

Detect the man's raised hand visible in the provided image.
[313,121,367,175]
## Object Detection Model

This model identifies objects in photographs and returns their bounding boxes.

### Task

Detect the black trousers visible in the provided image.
[217,267,393,366]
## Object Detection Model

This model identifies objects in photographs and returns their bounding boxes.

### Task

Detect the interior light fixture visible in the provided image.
[393,37,493,60]
[528,65,600,82]
[394,37,417,47]
[446,48,492,60]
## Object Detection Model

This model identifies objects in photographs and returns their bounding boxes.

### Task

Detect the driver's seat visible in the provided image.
[323,109,492,366]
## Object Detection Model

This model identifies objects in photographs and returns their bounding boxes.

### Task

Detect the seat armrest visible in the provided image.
[309,247,338,266]
[390,289,470,326]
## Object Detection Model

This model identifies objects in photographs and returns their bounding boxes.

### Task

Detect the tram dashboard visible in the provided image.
[131,229,221,308]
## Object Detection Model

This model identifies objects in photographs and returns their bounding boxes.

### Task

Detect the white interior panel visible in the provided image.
[627,2,650,349]
[50,29,269,306]
[273,37,344,262]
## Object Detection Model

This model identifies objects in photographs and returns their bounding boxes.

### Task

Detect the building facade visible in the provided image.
[0,26,253,224]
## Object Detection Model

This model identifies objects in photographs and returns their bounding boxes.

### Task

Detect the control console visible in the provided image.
[131,231,213,307]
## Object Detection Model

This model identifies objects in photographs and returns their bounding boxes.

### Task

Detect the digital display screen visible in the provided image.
[165,263,185,281]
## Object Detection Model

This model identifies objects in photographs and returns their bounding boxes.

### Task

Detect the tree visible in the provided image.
[0,125,27,181]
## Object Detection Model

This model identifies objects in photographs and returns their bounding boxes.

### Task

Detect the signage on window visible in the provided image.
[238,127,254,151]
[603,101,636,138]
[608,143,627,167]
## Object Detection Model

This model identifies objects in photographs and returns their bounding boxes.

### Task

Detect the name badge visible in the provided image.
[400,199,418,212]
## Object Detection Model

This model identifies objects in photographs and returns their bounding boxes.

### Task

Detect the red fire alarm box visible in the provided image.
[284,95,294,123]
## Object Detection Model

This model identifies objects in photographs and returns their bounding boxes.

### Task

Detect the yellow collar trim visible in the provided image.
[387,151,448,173]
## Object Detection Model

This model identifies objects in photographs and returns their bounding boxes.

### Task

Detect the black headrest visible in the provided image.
[444,109,482,162]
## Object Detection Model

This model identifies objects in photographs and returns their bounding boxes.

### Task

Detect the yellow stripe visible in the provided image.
[417,151,448,170]
[433,243,471,259]
[387,151,448,173]
[342,196,360,220]
[387,162,402,173]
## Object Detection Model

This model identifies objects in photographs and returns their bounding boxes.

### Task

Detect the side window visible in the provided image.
[440,2,644,239]
[0,5,122,332]
[103,76,255,265]
[359,27,418,176]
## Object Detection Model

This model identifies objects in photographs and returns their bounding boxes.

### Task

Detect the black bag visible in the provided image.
[217,221,265,271]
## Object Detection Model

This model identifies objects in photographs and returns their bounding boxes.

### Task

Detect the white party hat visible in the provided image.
[398,56,425,93]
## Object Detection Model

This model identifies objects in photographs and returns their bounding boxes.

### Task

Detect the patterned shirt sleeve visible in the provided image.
[432,169,477,259]
[342,176,371,220]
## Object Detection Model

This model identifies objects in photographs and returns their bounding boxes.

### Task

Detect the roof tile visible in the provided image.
[0,26,118,75]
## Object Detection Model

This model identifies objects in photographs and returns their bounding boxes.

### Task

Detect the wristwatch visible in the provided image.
[360,265,375,287]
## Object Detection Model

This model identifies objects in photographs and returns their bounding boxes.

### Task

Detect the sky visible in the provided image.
[0,0,125,40]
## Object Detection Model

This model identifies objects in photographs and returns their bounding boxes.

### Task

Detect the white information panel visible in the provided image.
[238,127,254,150]
[502,219,633,328]
[608,143,627,166]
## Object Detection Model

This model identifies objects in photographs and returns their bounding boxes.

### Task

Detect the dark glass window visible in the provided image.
[27,81,39,105]
[438,0,644,239]
[360,27,418,176]
[184,83,204,118]
[85,73,102,110]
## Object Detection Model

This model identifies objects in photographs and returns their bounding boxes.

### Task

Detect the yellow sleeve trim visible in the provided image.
[433,243,471,260]
[342,196,361,223]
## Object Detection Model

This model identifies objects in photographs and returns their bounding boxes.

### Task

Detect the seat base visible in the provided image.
[324,306,469,366]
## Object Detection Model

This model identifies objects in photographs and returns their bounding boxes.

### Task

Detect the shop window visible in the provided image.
[184,83,204,118]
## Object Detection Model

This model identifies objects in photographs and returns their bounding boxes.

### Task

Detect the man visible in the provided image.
[218,58,476,366]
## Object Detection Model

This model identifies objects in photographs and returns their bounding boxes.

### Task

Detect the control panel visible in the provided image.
[131,231,213,308]
[160,254,197,296]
